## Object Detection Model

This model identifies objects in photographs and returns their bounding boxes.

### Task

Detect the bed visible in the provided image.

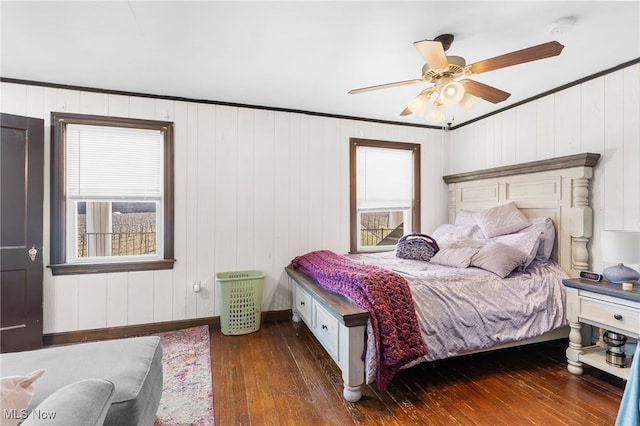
[286,152,600,402]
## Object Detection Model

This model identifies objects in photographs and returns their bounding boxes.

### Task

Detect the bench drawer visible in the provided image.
[314,302,340,360]
[294,284,313,325]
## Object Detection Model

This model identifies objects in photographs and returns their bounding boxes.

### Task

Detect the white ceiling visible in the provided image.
[1,1,639,127]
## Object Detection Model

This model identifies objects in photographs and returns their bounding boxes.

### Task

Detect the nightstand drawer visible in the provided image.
[294,284,313,325]
[314,302,340,360]
[580,298,640,334]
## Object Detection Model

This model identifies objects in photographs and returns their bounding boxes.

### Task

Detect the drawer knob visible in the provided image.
[321,324,328,331]
[614,314,623,320]
[300,301,305,306]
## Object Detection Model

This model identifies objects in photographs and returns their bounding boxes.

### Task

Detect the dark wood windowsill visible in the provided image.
[49,259,176,275]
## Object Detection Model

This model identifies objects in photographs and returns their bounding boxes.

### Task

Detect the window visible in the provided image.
[50,113,174,275]
[350,138,420,253]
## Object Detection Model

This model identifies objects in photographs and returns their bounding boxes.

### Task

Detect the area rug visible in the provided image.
[154,325,215,426]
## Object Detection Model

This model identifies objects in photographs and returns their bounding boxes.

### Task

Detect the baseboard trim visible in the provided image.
[43,309,292,346]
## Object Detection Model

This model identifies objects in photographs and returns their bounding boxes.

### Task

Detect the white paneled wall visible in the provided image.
[447,63,640,273]
[1,82,445,333]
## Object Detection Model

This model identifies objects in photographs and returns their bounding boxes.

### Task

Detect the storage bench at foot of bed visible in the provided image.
[286,267,369,402]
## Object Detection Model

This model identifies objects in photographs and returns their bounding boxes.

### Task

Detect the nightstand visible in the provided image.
[563,278,640,380]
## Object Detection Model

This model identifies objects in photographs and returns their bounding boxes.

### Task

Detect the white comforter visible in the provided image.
[346,251,568,384]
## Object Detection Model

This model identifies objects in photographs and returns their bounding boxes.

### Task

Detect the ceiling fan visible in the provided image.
[348,34,564,122]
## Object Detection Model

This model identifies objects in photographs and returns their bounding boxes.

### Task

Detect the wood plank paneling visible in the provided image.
[153,270,174,322]
[214,106,239,273]
[106,272,128,327]
[185,102,199,320]
[515,101,537,162]
[254,109,276,311]
[78,273,107,330]
[273,112,293,309]
[603,71,625,230]
[236,107,256,270]
[171,101,189,321]
[196,103,216,318]
[554,85,581,157]
[622,65,640,230]
[127,270,154,325]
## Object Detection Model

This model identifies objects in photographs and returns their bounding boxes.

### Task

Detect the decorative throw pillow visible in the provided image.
[491,230,542,271]
[430,246,480,268]
[472,202,531,238]
[527,217,555,261]
[471,242,528,277]
[0,369,45,426]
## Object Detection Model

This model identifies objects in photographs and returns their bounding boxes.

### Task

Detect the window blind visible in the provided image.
[66,124,163,200]
[356,146,412,210]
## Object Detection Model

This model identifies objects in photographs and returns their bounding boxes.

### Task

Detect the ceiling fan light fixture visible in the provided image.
[407,93,431,116]
[459,92,480,112]
[439,79,465,105]
[426,104,445,122]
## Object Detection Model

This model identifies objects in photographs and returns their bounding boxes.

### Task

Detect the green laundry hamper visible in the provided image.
[216,270,265,335]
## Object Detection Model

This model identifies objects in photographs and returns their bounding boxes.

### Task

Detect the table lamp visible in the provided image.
[601,230,640,283]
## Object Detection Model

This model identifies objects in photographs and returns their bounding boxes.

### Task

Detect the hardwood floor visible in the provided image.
[210,320,625,425]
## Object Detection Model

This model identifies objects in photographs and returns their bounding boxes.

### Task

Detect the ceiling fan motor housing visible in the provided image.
[422,55,467,81]
[434,34,455,51]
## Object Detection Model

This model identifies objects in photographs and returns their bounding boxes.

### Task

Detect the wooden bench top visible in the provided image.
[285,267,369,327]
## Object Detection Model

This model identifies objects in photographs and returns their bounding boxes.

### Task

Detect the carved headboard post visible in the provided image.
[570,171,594,274]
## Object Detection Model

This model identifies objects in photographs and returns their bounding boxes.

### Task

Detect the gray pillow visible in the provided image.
[23,379,115,426]
[491,229,542,271]
[471,242,528,277]
[430,247,479,268]
[472,202,531,238]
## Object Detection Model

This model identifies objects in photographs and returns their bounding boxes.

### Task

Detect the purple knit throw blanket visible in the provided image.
[288,250,427,389]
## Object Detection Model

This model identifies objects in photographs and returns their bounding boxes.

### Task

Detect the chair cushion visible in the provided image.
[0,336,162,426]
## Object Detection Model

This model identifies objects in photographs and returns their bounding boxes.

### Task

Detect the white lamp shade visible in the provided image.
[602,230,640,264]
[601,230,640,283]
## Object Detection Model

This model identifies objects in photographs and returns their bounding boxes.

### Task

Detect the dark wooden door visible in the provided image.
[1,113,44,352]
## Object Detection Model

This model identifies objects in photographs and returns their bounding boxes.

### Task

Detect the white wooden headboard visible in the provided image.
[443,153,600,278]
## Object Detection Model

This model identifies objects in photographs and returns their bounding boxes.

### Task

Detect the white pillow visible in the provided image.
[431,224,482,248]
[473,202,531,238]
[0,369,45,426]
[454,210,476,226]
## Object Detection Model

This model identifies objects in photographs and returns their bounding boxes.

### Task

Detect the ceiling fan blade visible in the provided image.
[348,79,424,94]
[413,40,449,70]
[461,79,511,103]
[468,41,564,74]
